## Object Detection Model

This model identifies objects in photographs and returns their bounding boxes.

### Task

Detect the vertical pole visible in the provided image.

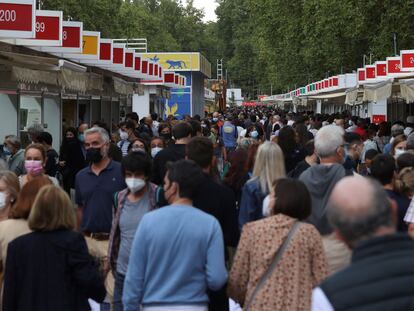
[393,33,398,56]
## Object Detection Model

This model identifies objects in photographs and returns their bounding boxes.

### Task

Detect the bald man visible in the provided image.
[312,176,414,311]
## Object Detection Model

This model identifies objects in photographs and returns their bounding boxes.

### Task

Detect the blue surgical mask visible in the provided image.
[250,130,259,138]
[212,117,218,122]
[3,146,11,156]
[78,134,85,143]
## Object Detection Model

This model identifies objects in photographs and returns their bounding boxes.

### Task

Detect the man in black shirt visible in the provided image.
[151,122,192,185]
[38,132,59,177]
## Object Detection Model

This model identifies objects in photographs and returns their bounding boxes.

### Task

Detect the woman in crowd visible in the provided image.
[278,126,305,173]
[150,137,165,159]
[0,176,51,308]
[3,135,25,176]
[20,144,59,187]
[224,148,249,207]
[288,140,318,179]
[391,134,407,159]
[374,121,391,153]
[3,185,106,311]
[239,141,285,229]
[59,127,86,194]
[128,138,150,155]
[107,152,157,311]
[0,171,19,222]
[228,178,327,311]
[158,123,173,146]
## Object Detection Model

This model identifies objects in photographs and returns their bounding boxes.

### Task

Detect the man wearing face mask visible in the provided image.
[107,151,157,311]
[123,160,227,311]
[3,135,25,176]
[299,125,352,275]
[151,122,192,185]
[117,122,131,157]
[75,127,126,305]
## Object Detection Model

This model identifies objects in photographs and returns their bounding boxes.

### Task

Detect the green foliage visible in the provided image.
[216,0,414,99]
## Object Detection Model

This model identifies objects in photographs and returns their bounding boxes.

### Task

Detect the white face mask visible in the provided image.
[0,191,7,211]
[262,194,272,217]
[125,178,146,193]
[151,147,163,158]
[119,130,129,140]
[395,149,406,158]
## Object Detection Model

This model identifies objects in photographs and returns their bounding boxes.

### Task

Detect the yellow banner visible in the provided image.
[141,53,211,78]
[82,35,98,55]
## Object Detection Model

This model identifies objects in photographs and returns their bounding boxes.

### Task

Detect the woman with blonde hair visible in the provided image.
[0,171,19,222]
[239,141,286,229]
[2,185,106,311]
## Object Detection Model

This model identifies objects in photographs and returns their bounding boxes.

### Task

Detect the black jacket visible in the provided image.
[3,230,106,311]
[151,144,186,185]
[320,234,414,311]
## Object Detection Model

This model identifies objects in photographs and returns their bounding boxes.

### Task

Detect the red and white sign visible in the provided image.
[41,21,82,53]
[99,39,112,62]
[358,68,366,82]
[112,44,124,65]
[16,10,62,46]
[400,50,414,72]
[0,0,35,38]
[365,65,376,80]
[124,50,134,68]
[387,57,402,75]
[375,61,387,77]
[372,115,386,124]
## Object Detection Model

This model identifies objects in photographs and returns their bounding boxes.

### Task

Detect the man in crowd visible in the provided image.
[383,123,404,154]
[38,131,59,177]
[221,115,238,153]
[151,122,192,185]
[300,125,351,274]
[343,132,363,173]
[370,154,410,232]
[3,135,25,176]
[123,160,227,311]
[78,123,89,159]
[75,127,126,305]
[312,176,414,310]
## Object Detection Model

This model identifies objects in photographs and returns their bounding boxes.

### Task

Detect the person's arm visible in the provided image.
[75,177,83,231]
[238,184,259,230]
[205,220,228,291]
[123,218,148,311]
[68,233,106,302]
[221,187,239,247]
[227,225,251,306]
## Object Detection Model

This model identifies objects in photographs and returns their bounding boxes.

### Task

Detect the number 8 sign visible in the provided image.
[0,0,35,38]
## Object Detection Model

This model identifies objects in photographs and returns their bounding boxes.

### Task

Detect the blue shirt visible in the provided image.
[122,205,228,311]
[221,121,238,148]
[75,161,126,233]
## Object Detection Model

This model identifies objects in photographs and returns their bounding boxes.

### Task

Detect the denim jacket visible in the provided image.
[238,178,266,230]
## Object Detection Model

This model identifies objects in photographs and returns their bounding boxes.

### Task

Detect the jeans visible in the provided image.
[113,272,126,311]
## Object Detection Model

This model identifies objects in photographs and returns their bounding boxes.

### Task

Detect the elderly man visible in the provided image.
[383,123,404,154]
[312,176,414,311]
[3,135,25,176]
[300,125,352,274]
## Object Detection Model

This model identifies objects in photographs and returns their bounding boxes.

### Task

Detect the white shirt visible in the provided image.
[311,287,335,311]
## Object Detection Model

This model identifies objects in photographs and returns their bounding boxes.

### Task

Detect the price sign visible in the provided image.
[401,50,414,72]
[113,44,124,65]
[82,32,99,56]
[376,62,387,77]
[125,51,134,68]
[15,10,62,46]
[358,69,366,82]
[366,66,376,79]
[99,39,112,61]
[372,115,386,124]
[387,57,401,74]
[41,21,82,53]
[0,0,35,38]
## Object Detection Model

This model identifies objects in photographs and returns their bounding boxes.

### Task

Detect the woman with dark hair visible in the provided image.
[288,140,318,179]
[127,138,150,155]
[228,178,327,311]
[278,126,305,173]
[224,148,249,206]
[295,123,314,147]
[59,127,86,194]
[374,121,391,153]
[107,151,157,311]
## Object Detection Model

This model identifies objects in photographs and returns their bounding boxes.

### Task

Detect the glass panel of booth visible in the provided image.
[0,93,18,149]
[19,95,41,148]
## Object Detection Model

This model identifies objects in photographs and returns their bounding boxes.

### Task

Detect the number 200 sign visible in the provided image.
[0,0,36,38]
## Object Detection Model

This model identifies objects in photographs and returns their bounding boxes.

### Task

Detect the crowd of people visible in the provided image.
[0,108,414,310]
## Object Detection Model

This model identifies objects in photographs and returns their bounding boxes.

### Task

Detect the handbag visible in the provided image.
[244,221,302,311]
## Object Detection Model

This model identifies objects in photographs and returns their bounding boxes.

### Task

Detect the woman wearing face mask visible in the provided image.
[158,123,173,146]
[391,134,407,159]
[127,138,150,155]
[229,178,327,311]
[150,137,165,159]
[20,144,59,187]
[107,151,157,311]
[59,128,86,194]
[0,171,19,222]
[0,176,51,303]
[246,125,261,141]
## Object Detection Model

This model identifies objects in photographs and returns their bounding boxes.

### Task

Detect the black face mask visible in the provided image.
[160,133,172,140]
[86,148,103,163]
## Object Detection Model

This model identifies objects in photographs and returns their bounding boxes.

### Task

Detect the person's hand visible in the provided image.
[59,161,66,167]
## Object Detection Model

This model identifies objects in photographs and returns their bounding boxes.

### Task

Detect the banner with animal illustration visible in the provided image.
[140,52,211,78]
